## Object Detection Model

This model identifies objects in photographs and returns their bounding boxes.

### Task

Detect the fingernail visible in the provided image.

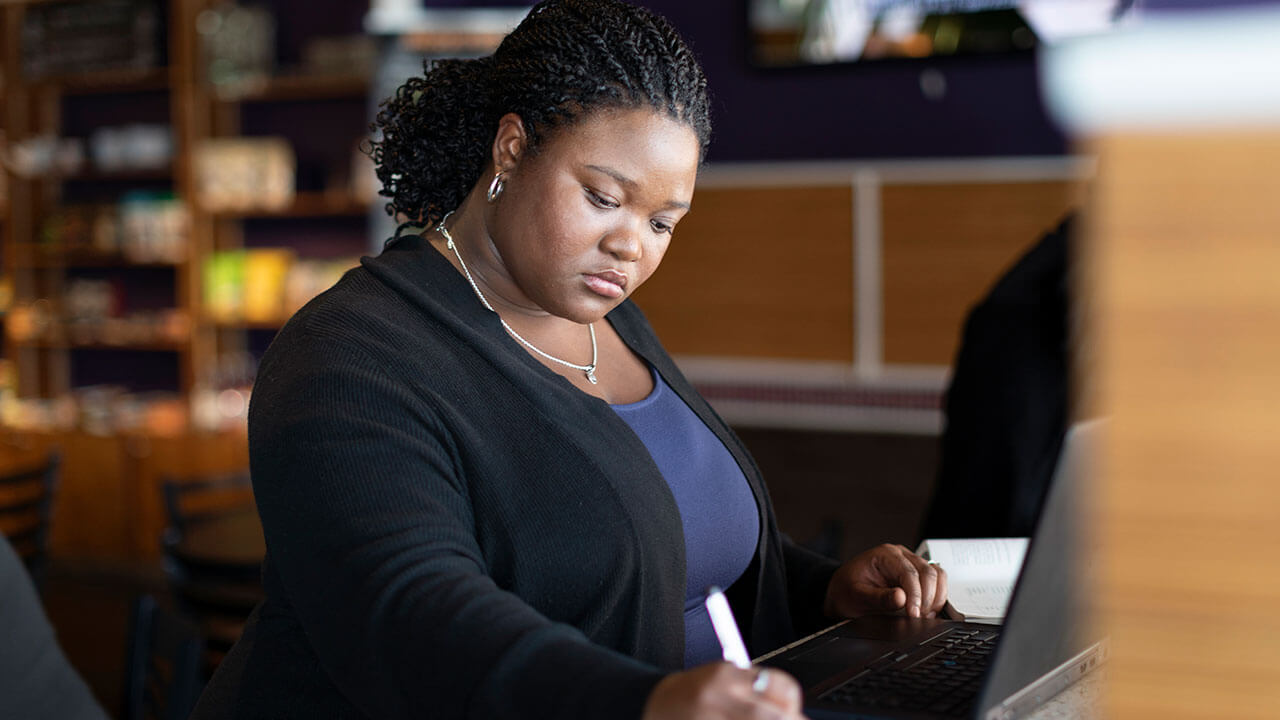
[910,605,920,618]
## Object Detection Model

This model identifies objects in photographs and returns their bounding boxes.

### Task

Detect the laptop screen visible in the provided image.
[976,421,1105,717]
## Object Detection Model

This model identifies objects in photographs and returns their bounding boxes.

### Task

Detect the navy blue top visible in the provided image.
[611,369,760,667]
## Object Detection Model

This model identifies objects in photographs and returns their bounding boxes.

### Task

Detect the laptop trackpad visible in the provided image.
[792,636,896,665]
[783,636,897,688]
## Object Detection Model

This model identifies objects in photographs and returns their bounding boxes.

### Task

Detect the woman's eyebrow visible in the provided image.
[585,164,690,210]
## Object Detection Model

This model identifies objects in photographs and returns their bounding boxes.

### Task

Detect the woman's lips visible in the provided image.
[583,270,628,299]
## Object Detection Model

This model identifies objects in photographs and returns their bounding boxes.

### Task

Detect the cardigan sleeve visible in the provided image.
[247,330,664,720]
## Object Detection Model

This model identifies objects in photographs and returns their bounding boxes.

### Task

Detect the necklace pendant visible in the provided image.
[586,368,598,385]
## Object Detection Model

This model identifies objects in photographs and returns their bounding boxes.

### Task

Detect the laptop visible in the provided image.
[758,422,1107,720]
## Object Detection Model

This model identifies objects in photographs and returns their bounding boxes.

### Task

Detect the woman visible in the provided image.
[193,1,946,718]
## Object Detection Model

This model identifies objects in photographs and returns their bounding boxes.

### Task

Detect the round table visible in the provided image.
[169,506,265,577]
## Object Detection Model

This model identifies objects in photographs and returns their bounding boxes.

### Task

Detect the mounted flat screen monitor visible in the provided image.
[749,0,1142,67]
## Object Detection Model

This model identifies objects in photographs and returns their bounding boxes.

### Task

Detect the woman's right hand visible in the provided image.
[642,663,808,720]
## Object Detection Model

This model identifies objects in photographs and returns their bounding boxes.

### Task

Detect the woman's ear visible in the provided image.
[491,113,527,173]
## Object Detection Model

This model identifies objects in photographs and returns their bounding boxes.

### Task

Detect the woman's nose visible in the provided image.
[602,221,643,262]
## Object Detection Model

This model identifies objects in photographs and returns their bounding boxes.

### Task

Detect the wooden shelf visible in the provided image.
[209,318,287,331]
[24,253,182,270]
[56,167,173,183]
[4,3,372,406]
[208,192,369,219]
[12,339,186,352]
[32,67,170,95]
[213,73,370,103]
[10,243,183,269]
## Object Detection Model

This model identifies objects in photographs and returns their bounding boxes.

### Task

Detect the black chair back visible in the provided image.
[122,594,204,720]
[159,469,262,675]
[0,453,60,593]
[161,470,253,537]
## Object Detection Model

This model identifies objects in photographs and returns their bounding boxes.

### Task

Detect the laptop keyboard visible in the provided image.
[818,628,1000,717]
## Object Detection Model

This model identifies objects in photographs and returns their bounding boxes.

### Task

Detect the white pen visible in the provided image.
[705,585,752,669]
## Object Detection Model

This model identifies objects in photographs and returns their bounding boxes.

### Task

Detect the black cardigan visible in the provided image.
[192,235,839,720]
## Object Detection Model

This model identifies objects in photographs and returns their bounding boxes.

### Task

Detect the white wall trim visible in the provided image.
[854,169,883,380]
[674,355,949,391]
[695,156,1093,188]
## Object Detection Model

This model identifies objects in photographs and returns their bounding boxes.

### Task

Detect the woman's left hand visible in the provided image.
[822,544,948,620]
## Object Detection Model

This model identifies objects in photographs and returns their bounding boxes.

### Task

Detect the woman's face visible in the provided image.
[484,108,700,324]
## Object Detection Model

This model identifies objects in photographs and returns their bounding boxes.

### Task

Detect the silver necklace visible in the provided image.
[435,214,599,385]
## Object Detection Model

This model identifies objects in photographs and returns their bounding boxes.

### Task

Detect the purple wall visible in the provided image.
[418,0,1280,160]
[420,0,1067,160]
[634,0,1067,161]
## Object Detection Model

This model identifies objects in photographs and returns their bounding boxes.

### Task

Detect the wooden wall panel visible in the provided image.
[53,433,134,559]
[881,181,1084,366]
[1090,131,1280,719]
[630,186,855,362]
[2,431,137,560]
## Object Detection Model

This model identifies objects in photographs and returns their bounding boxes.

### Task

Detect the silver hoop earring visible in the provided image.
[486,172,506,203]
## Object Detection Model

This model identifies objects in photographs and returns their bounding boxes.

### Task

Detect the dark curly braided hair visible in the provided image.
[367,0,711,232]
